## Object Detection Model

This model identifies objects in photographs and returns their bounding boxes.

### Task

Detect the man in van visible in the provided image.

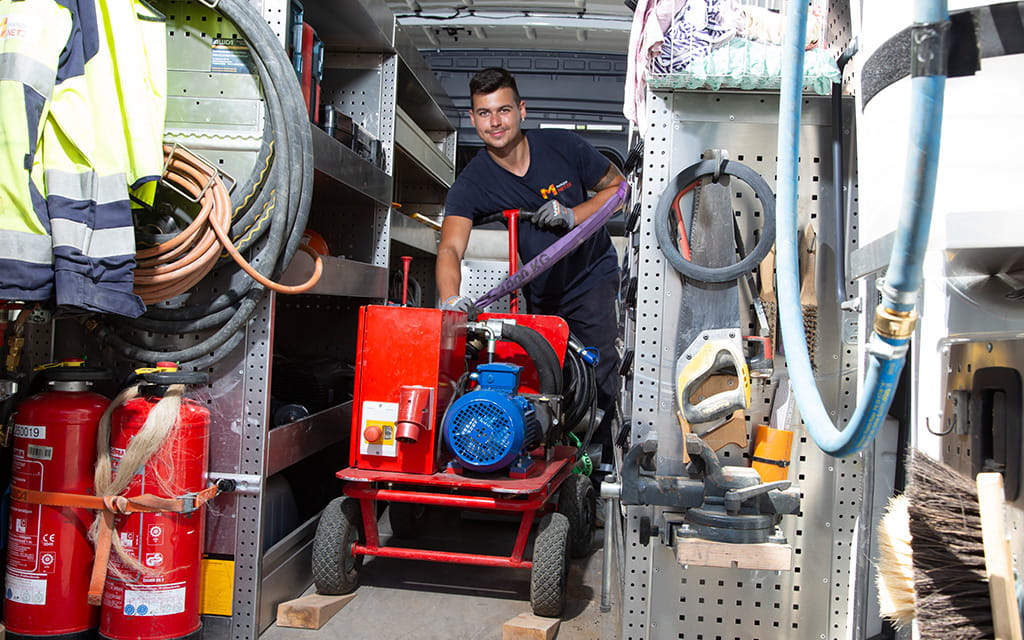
[436,66,625,469]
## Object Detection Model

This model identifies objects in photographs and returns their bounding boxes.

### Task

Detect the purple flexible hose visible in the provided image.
[474,181,631,309]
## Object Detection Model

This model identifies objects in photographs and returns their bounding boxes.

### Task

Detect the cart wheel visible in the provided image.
[388,502,426,539]
[530,512,570,618]
[312,497,363,595]
[558,473,596,558]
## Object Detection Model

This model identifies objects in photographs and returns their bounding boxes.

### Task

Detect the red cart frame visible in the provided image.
[337,445,577,569]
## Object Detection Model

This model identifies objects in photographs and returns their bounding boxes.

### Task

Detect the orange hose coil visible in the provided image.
[133,145,322,304]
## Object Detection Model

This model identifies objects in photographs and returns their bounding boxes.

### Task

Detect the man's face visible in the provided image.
[468,87,526,151]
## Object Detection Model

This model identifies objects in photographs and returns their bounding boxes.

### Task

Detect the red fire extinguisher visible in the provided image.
[96,363,211,640]
[4,359,111,640]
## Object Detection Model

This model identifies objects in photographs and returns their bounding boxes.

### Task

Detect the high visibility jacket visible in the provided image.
[0,0,166,317]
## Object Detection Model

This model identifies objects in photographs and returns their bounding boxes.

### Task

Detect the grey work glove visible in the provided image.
[533,199,576,230]
[440,295,480,318]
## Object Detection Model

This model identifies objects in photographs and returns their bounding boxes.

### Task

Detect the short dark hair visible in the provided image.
[469,67,520,103]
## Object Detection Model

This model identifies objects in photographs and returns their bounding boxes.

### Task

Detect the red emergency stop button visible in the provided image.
[364,425,382,443]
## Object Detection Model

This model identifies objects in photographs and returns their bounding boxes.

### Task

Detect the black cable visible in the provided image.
[831,40,859,305]
[91,0,313,367]
[654,158,776,283]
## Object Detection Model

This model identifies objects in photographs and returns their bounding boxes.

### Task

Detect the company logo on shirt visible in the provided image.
[0,16,36,40]
[539,180,572,200]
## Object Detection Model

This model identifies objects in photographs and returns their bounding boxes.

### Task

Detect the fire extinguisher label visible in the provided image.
[12,424,45,439]
[5,572,47,605]
[123,583,186,616]
[360,401,398,458]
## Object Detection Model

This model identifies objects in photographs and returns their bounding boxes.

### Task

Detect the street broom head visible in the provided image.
[905,453,993,640]
[876,493,915,628]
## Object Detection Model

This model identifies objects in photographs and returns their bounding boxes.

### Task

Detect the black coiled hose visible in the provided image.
[91,0,313,369]
[561,334,599,460]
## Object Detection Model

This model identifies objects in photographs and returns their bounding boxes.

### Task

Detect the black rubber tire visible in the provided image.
[558,473,596,558]
[388,502,426,539]
[530,512,571,618]
[312,497,363,595]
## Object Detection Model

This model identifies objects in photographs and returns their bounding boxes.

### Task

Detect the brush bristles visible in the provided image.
[876,494,915,627]
[906,453,994,640]
[802,304,817,371]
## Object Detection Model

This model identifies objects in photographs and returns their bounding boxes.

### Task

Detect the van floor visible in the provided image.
[261,505,621,640]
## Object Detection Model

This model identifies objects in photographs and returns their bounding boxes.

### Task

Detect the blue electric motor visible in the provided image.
[442,362,545,472]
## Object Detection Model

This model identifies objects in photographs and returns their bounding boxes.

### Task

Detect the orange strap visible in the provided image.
[11,484,223,605]
[11,484,221,515]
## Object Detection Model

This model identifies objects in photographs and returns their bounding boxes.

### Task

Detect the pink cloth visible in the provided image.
[624,0,688,134]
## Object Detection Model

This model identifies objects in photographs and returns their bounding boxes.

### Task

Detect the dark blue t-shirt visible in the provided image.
[443,129,618,306]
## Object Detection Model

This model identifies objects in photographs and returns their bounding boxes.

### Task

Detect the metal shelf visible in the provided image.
[395,26,458,133]
[267,402,352,476]
[395,106,455,188]
[390,209,440,256]
[301,0,394,52]
[311,124,392,207]
[280,252,389,298]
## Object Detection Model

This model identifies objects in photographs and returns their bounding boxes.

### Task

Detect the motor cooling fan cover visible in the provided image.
[443,389,531,472]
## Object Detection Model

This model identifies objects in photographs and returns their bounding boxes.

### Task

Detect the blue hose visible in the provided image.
[776,0,947,457]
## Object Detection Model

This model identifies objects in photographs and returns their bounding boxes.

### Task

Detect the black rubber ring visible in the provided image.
[654,159,776,283]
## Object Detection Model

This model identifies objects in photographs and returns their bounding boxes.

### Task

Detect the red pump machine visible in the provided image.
[315,304,594,617]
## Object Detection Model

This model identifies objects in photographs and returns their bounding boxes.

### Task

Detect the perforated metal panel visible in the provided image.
[161,0,264,184]
[620,90,865,640]
[461,259,515,313]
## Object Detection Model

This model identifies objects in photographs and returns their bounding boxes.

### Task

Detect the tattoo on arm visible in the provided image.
[592,164,623,191]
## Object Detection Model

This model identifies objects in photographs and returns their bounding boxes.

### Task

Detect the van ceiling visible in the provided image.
[383,1,634,54]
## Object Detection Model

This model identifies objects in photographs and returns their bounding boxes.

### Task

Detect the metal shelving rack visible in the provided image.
[22,1,457,639]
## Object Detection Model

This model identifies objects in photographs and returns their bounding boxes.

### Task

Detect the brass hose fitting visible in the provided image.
[873,305,918,341]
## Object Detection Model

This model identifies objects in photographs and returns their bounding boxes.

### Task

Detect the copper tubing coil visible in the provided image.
[134,145,322,304]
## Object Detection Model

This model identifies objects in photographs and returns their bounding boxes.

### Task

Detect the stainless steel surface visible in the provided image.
[940,339,1024,526]
[266,402,351,476]
[280,252,389,298]
[229,294,276,640]
[390,208,441,255]
[621,90,864,639]
[601,495,617,612]
[311,125,393,207]
[162,0,263,200]
[462,259,514,313]
[850,231,895,279]
[394,25,458,131]
[302,0,395,51]
[396,106,455,187]
[206,472,264,496]
[258,513,319,632]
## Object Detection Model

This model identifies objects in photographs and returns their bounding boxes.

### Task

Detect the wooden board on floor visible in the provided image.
[676,538,793,571]
[276,593,356,630]
[502,612,561,640]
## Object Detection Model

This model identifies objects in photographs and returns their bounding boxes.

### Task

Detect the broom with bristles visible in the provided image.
[876,452,1023,640]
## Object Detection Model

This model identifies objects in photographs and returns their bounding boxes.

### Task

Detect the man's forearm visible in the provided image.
[571,184,624,225]
[435,248,463,302]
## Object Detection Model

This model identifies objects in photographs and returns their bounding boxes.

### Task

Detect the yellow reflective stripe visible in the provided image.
[0,230,51,264]
[44,170,127,205]
[50,219,134,259]
[0,51,55,100]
